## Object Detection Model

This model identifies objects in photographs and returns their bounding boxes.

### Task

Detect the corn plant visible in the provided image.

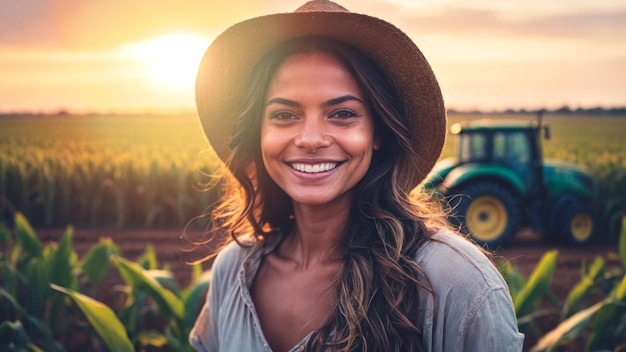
[0,213,121,350]
[105,252,211,351]
[498,220,626,351]
[0,212,211,351]
[499,249,560,334]
[529,219,626,351]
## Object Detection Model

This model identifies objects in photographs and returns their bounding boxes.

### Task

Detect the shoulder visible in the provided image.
[416,229,523,350]
[416,228,505,291]
[211,240,255,282]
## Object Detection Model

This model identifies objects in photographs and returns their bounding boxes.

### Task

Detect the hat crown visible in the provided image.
[295,0,349,13]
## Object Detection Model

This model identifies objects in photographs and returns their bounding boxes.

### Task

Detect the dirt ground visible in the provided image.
[38,227,620,350]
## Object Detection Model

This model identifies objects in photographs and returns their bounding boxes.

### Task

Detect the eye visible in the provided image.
[270,111,297,121]
[330,109,357,119]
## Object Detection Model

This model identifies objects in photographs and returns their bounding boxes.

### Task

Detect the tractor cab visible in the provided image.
[452,120,542,194]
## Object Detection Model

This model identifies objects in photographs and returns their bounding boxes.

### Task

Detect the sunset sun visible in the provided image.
[126,34,208,89]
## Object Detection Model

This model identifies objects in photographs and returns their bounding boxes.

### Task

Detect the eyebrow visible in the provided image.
[265,97,300,107]
[265,95,364,108]
[322,95,364,107]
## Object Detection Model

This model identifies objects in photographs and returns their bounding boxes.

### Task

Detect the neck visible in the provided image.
[278,197,351,269]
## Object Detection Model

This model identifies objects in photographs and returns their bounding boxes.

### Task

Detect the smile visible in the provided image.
[290,162,338,173]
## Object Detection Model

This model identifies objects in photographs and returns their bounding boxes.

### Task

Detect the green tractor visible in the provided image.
[424,112,596,248]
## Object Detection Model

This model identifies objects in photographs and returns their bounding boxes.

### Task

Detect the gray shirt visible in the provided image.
[190,229,524,351]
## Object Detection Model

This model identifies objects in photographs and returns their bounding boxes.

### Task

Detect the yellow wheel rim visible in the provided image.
[466,195,508,241]
[571,213,593,242]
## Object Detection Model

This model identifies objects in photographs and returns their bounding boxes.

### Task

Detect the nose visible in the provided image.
[294,116,331,151]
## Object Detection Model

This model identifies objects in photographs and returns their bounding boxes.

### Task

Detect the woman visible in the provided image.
[190,1,524,351]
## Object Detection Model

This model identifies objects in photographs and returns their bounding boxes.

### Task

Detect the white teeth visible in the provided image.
[291,162,338,173]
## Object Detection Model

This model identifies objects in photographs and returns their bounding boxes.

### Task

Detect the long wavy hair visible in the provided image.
[205,36,448,351]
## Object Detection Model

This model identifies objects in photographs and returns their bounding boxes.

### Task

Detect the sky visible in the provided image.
[0,0,625,113]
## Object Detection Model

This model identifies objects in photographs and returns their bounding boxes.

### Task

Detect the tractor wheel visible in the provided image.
[550,197,596,246]
[447,181,522,248]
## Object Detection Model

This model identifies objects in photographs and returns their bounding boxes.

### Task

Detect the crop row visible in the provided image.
[0,114,220,229]
[1,113,625,233]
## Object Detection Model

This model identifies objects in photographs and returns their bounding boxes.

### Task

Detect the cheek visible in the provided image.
[260,124,272,155]
[344,128,377,154]
[260,130,275,154]
[260,129,285,173]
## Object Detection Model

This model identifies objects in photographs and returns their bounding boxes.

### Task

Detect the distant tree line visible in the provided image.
[448,105,626,116]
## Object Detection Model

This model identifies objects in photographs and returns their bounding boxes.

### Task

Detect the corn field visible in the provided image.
[0,113,221,229]
[1,112,625,232]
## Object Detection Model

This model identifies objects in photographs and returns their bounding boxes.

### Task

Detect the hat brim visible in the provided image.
[196,9,446,188]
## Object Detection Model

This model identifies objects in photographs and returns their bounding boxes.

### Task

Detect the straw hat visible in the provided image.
[195,0,446,188]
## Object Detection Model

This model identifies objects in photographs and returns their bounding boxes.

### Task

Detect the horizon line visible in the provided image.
[2,105,626,117]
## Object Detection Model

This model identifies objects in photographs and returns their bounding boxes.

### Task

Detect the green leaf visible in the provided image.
[587,275,626,350]
[0,320,30,349]
[615,273,626,301]
[14,212,43,258]
[191,261,203,283]
[514,250,558,317]
[27,343,46,352]
[530,298,608,352]
[561,256,605,318]
[163,332,185,352]
[138,244,157,270]
[619,216,626,268]
[138,330,168,348]
[112,256,184,320]
[0,223,11,246]
[9,244,21,268]
[80,238,119,286]
[25,256,51,318]
[0,259,18,299]
[0,288,62,351]
[498,260,526,299]
[48,226,75,288]
[183,269,211,331]
[51,284,134,352]
[149,269,181,296]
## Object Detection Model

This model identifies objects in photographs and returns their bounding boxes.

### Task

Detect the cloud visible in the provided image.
[522,10,626,41]
[0,0,59,48]
[396,7,626,42]
[0,0,262,50]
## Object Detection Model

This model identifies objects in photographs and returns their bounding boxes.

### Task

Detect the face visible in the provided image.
[260,51,380,208]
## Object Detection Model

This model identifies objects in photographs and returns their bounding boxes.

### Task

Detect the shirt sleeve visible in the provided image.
[418,229,525,351]
[460,287,525,351]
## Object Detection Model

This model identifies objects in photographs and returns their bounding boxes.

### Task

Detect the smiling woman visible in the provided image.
[125,34,208,89]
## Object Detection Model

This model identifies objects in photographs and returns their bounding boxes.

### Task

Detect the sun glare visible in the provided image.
[124,34,208,89]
